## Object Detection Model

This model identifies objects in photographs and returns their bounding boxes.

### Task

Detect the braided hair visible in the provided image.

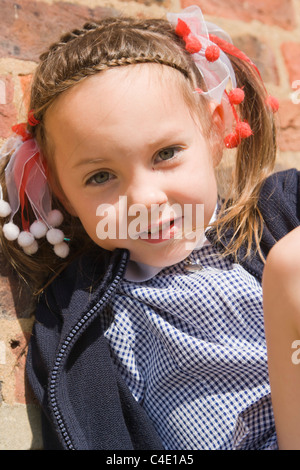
[29,17,198,125]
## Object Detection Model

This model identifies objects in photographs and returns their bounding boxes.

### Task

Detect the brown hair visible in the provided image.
[0,14,277,293]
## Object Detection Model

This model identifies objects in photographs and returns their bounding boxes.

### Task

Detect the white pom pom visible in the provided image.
[3,222,20,241]
[46,228,64,245]
[47,210,64,228]
[18,231,35,248]
[23,240,39,255]
[30,220,48,239]
[53,241,70,258]
[0,200,12,218]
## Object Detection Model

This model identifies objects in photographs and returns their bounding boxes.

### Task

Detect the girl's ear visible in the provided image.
[209,102,226,168]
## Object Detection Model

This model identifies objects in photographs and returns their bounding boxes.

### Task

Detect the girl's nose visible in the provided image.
[126,175,168,210]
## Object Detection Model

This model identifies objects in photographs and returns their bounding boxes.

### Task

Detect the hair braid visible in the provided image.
[39,22,101,61]
[29,16,197,125]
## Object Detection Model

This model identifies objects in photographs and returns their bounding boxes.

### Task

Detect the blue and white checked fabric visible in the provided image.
[101,244,278,450]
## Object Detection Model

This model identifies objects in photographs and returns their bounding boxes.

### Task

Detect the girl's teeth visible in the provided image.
[148,220,174,235]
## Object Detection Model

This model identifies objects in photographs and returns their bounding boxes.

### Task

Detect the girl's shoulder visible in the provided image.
[260,168,299,202]
[255,168,300,274]
[258,168,300,224]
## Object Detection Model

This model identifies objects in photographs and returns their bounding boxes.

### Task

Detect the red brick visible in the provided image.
[281,42,300,85]
[181,0,296,30]
[119,0,173,10]
[233,35,279,85]
[0,0,120,62]
[0,276,17,318]
[0,75,17,139]
[278,99,300,152]
[11,332,37,404]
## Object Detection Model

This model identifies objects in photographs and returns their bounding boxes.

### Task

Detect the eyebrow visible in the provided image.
[72,157,107,169]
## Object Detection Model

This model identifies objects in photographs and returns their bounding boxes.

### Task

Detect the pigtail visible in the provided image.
[214,53,277,261]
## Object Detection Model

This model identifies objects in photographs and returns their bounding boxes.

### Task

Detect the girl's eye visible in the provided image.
[86,171,111,185]
[155,147,183,163]
[157,148,177,161]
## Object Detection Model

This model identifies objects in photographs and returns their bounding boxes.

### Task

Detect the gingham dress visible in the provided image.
[101,243,277,450]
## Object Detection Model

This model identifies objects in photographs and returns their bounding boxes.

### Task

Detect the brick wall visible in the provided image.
[0,0,299,450]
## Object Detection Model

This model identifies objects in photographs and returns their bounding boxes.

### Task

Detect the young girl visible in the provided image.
[263,227,300,450]
[0,5,297,450]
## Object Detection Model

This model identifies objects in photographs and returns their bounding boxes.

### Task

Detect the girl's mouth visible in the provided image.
[138,217,182,244]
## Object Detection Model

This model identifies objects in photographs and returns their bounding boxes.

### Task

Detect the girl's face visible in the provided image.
[45,65,221,267]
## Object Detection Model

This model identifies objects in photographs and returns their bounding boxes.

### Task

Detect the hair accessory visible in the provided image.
[0,123,69,258]
[265,95,279,113]
[208,33,279,114]
[27,110,40,127]
[175,18,202,54]
[168,6,279,148]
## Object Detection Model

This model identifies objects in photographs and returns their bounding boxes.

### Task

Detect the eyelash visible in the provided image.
[85,146,183,186]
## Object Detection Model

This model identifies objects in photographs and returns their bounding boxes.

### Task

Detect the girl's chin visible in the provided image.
[128,242,198,268]
[96,234,201,267]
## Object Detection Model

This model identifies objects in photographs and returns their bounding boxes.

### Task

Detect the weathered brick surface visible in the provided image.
[278,99,300,153]
[281,42,300,85]
[0,0,119,62]
[233,34,279,85]
[0,404,42,449]
[0,74,17,138]
[181,0,296,30]
[11,332,36,405]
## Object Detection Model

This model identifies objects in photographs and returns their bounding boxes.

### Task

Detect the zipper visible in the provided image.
[48,252,128,450]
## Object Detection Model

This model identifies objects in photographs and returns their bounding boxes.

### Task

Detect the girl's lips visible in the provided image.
[138,217,183,243]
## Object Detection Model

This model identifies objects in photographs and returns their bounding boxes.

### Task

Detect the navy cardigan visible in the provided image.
[26,169,300,450]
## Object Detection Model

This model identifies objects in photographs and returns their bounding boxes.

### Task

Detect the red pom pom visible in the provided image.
[224,122,252,148]
[205,45,220,62]
[235,121,253,139]
[228,88,245,105]
[175,19,191,39]
[11,123,31,142]
[185,35,202,54]
[224,132,240,148]
[265,95,279,113]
